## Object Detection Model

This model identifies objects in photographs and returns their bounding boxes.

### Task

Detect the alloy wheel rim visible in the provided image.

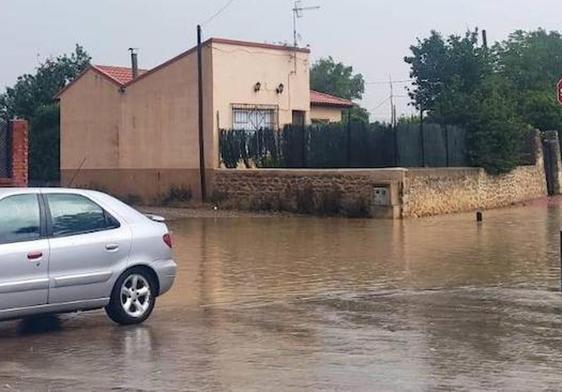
[120,274,151,318]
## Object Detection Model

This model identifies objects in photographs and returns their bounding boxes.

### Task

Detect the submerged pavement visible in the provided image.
[2,202,562,391]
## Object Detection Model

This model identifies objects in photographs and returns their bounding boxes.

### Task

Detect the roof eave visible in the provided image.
[54,65,124,99]
[312,104,353,108]
[210,37,311,54]
[58,37,312,94]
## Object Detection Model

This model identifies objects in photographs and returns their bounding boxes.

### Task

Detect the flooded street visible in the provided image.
[3,202,562,391]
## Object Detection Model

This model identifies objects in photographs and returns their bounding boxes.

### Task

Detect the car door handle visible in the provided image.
[27,251,43,261]
[105,244,120,252]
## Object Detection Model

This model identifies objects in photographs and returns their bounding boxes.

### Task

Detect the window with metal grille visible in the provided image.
[232,105,278,131]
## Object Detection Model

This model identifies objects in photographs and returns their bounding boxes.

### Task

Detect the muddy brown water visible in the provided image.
[2,202,562,391]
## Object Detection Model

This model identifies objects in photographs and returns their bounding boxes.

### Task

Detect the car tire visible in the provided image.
[105,267,157,325]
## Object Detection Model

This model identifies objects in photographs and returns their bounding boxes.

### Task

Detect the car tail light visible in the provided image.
[163,233,173,249]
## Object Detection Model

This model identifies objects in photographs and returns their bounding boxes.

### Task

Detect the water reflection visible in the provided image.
[1,203,562,390]
[17,315,63,336]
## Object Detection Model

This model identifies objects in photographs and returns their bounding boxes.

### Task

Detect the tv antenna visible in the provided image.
[292,0,320,48]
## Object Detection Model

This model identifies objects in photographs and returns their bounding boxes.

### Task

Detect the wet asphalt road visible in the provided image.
[2,202,562,391]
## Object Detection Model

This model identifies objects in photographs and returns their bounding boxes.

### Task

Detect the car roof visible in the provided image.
[0,187,98,197]
[0,187,148,224]
[0,187,41,198]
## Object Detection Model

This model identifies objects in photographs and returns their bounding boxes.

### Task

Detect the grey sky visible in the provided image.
[2,0,560,121]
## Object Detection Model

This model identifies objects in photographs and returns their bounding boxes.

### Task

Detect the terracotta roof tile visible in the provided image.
[310,90,353,108]
[94,65,146,85]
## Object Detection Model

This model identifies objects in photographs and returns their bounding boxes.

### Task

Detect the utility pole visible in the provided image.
[391,76,398,164]
[347,109,352,167]
[389,75,396,127]
[420,105,425,167]
[197,25,207,202]
[482,29,488,49]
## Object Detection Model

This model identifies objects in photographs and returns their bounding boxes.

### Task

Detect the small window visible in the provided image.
[232,106,277,131]
[46,194,120,237]
[0,194,41,244]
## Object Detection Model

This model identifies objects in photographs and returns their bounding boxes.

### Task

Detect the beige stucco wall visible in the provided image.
[310,105,345,123]
[210,42,310,132]
[60,71,122,170]
[119,46,214,171]
[60,47,215,199]
[60,41,313,200]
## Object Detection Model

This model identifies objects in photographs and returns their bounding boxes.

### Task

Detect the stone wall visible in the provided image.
[403,165,546,218]
[210,133,548,219]
[403,131,547,217]
[210,169,406,218]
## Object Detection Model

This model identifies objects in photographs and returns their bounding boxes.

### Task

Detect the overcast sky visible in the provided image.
[2,0,560,121]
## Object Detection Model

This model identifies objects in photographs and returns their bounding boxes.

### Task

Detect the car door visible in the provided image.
[0,193,49,311]
[44,192,132,304]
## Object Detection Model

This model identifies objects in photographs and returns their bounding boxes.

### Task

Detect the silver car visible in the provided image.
[0,188,176,325]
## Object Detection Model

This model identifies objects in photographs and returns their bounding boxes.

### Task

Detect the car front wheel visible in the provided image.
[105,268,156,325]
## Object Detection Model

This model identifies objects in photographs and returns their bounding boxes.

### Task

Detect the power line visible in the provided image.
[365,79,414,85]
[389,75,395,127]
[371,96,392,111]
[201,0,237,26]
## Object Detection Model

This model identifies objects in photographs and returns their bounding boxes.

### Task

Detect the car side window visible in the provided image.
[46,194,120,237]
[0,194,41,245]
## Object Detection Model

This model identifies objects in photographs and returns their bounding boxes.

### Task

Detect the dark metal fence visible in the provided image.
[0,119,11,178]
[220,122,469,169]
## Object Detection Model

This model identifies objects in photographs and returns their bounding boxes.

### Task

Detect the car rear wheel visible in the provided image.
[105,268,156,325]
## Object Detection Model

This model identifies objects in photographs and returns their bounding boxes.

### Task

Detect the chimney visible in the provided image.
[129,48,139,79]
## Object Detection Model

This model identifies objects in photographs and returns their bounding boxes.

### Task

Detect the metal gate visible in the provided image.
[0,119,12,178]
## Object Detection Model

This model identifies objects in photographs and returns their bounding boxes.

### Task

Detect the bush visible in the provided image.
[465,77,524,174]
[162,185,192,205]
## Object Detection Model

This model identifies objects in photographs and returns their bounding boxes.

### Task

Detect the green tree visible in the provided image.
[464,76,524,174]
[494,29,562,131]
[348,104,370,123]
[310,57,370,122]
[520,90,562,132]
[0,45,90,182]
[29,104,60,182]
[404,29,525,174]
[404,29,491,122]
[403,31,449,114]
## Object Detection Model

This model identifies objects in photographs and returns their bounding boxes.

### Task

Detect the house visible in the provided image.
[57,38,353,201]
[310,90,354,123]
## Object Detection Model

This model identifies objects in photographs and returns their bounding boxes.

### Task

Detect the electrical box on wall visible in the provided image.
[373,186,390,206]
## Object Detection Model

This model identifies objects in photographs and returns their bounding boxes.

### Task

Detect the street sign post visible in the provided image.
[558,79,562,106]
